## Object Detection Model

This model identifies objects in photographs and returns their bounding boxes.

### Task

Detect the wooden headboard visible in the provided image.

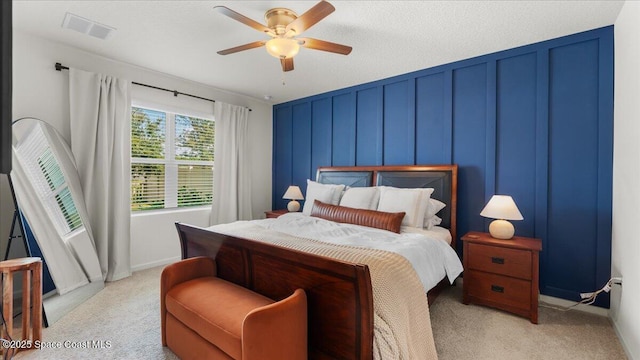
[316,165,458,248]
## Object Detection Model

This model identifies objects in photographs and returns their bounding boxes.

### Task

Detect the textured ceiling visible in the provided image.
[13,1,624,104]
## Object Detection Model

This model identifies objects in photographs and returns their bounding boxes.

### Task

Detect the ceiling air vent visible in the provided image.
[61,12,115,40]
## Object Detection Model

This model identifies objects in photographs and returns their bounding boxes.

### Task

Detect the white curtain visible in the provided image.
[210,101,252,225]
[69,68,132,281]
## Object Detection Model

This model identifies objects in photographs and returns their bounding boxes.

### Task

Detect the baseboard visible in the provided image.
[539,294,609,317]
[131,256,180,272]
[612,318,638,360]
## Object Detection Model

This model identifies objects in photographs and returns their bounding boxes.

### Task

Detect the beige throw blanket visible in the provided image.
[210,221,438,360]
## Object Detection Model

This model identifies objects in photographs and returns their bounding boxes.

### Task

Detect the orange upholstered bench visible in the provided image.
[161,256,307,360]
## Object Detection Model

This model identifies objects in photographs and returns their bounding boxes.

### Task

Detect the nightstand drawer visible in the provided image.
[467,243,532,280]
[465,270,531,311]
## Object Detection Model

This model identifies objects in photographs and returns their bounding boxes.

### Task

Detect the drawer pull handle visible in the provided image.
[491,285,504,293]
[491,257,505,264]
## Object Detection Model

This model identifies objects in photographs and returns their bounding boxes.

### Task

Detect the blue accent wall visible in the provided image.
[272,27,614,307]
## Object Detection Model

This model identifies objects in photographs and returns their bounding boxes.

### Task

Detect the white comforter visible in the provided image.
[250,212,463,292]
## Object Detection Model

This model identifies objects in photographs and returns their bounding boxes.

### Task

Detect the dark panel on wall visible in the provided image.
[273,106,293,210]
[273,27,614,306]
[311,98,332,177]
[496,53,537,237]
[356,87,382,165]
[546,39,601,300]
[383,81,413,165]
[332,93,356,166]
[452,64,487,252]
[0,1,11,174]
[416,73,447,165]
[291,103,312,193]
[594,32,614,308]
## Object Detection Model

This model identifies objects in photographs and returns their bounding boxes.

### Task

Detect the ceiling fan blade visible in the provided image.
[214,6,275,36]
[217,41,266,55]
[285,1,335,35]
[281,58,294,72]
[298,38,352,55]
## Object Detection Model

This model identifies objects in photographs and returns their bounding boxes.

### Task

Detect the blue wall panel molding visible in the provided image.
[273,106,293,210]
[310,98,332,187]
[496,53,537,237]
[332,92,356,166]
[452,63,488,253]
[415,72,447,165]
[272,26,614,307]
[291,103,312,193]
[595,31,614,308]
[355,87,383,165]
[534,48,550,300]
[383,80,413,165]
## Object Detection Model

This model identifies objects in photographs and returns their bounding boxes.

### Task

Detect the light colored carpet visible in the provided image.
[15,266,177,360]
[430,283,627,360]
[14,266,627,360]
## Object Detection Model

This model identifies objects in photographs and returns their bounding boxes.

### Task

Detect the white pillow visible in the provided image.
[424,198,446,226]
[339,187,380,210]
[424,215,443,230]
[377,187,434,228]
[302,180,345,215]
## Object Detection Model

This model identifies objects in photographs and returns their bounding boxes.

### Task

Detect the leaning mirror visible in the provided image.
[9,117,104,325]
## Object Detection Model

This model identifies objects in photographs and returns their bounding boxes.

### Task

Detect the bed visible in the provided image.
[175,164,461,359]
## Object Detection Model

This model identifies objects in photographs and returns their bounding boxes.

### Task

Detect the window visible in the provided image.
[131,106,214,211]
[16,124,83,236]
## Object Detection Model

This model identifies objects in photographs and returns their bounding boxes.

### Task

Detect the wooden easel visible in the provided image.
[3,176,49,329]
[4,178,30,262]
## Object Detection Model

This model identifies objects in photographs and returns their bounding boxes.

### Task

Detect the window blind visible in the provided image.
[178,165,213,207]
[131,106,215,211]
[15,124,83,235]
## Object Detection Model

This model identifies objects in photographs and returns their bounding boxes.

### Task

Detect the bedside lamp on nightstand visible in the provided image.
[283,185,304,212]
[480,195,523,239]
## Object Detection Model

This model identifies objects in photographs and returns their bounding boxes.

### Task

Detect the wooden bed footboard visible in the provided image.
[175,222,374,360]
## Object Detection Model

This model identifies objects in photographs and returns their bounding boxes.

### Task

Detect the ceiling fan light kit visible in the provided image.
[266,37,300,59]
[214,0,352,72]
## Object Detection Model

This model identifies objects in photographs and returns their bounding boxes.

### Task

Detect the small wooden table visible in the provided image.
[461,231,542,323]
[0,257,42,353]
[264,209,290,218]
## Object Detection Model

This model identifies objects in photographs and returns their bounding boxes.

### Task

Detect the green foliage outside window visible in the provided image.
[131,107,214,211]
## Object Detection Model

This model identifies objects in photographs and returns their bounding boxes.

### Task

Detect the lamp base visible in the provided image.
[287,200,300,212]
[489,219,515,239]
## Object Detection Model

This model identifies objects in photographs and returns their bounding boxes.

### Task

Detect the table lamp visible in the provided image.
[480,195,523,239]
[283,185,304,212]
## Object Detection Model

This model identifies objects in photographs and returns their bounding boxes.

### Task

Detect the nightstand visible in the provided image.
[264,209,289,218]
[461,231,542,323]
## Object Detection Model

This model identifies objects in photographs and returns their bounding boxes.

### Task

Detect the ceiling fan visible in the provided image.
[214,1,352,72]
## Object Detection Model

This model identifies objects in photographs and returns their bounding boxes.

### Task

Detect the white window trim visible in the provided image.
[131,105,214,212]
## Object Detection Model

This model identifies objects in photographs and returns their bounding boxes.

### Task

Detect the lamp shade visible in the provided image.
[282,185,304,200]
[480,195,523,220]
[266,38,300,59]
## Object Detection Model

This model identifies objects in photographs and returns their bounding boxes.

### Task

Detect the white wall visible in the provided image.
[611,1,640,359]
[5,31,273,271]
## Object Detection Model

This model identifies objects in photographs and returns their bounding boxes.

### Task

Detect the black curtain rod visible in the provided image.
[55,62,251,111]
